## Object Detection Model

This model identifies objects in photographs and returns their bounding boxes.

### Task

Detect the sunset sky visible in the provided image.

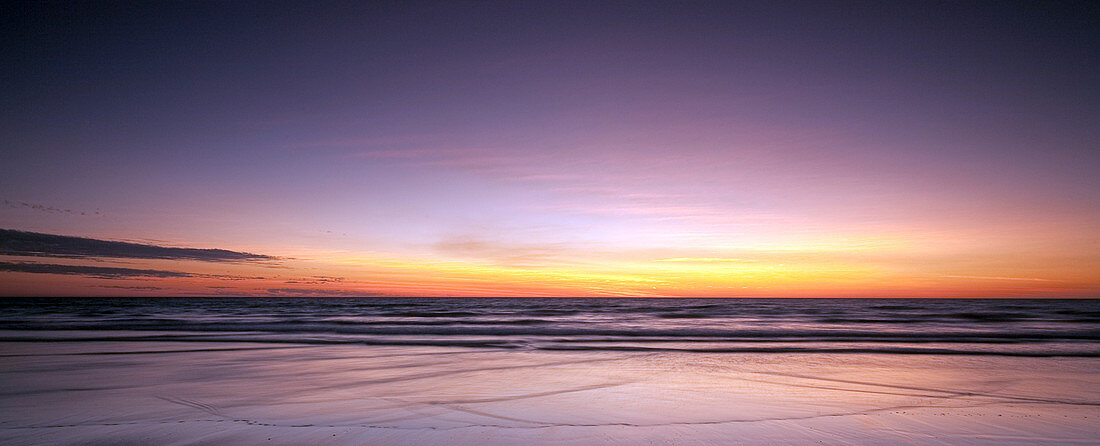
[2,1,1098,297]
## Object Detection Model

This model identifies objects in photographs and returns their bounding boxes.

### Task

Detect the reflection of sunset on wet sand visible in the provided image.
[3,343,1097,444]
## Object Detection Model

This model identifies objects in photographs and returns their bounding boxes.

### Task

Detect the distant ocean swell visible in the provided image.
[1,298,1098,357]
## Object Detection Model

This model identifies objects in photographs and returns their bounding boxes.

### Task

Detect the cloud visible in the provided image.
[434,235,574,268]
[96,285,164,290]
[346,147,486,160]
[264,288,384,297]
[0,229,275,262]
[195,273,269,281]
[283,275,345,284]
[939,275,1059,282]
[655,257,751,263]
[2,199,102,216]
[0,261,191,279]
[343,145,793,228]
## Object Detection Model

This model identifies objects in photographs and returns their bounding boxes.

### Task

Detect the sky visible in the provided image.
[2,0,1098,297]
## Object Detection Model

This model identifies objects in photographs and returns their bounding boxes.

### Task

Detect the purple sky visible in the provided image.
[2,1,1098,297]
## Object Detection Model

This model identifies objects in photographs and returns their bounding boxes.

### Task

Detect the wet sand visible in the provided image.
[1,337,1098,445]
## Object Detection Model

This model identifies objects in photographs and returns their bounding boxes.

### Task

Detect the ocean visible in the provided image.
[2,297,1098,357]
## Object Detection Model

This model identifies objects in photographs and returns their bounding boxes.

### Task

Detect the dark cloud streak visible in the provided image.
[0,229,275,262]
[0,261,190,279]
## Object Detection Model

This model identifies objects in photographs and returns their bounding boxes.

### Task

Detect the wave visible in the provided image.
[2,333,1097,357]
[2,319,1099,340]
[2,297,1098,357]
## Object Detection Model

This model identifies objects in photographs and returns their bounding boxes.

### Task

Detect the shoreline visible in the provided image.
[2,339,1098,445]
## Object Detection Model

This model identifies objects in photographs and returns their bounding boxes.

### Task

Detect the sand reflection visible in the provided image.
[1,340,1098,444]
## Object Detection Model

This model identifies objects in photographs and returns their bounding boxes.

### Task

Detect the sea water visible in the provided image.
[2,297,1098,356]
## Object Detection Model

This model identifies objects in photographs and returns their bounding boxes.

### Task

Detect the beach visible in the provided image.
[1,298,1098,444]
[2,340,1098,444]
[2,341,1100,440]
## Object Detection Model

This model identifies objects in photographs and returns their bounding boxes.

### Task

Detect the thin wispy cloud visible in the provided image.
[283,276,345,285]
[655,258,751,263]
[264,288,383,297]
[2,199,102,216]
[433,235,576,268]
[96,285,164,291]
[940,275,1060,282]
[345,147,490,161]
